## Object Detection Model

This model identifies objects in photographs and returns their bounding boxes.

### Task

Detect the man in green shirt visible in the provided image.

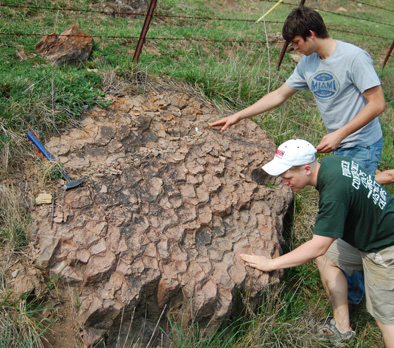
[240,138,394,347]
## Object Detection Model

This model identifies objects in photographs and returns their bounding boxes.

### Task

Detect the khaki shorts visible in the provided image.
[325,239,394,325]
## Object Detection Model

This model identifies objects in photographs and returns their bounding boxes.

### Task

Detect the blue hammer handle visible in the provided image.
[27,132,56,161]
[27,131,85,190]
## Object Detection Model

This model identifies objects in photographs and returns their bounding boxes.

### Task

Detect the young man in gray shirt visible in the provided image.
[209,6,385,172]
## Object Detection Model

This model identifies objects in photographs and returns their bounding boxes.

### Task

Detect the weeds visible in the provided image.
[0,290,53,348]
[162,310,242,348]
[33,160,64,190]
[45,274,62,291]
[234,283,321,347]
[0,184,30,251]
[0,184,54,347]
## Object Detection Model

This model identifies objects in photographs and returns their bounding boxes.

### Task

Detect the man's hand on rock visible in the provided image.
[239,253,275,272]
[208,114,241,131]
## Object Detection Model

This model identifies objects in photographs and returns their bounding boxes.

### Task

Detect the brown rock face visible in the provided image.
[35,25,93,66]
[31,90,292,346]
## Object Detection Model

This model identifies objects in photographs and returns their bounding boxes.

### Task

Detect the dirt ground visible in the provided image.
[43,298,84,348]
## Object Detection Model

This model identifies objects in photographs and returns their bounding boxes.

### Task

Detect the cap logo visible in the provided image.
[275,149,285,158]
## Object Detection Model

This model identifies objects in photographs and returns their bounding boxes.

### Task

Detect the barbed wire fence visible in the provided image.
[0,0,393,67]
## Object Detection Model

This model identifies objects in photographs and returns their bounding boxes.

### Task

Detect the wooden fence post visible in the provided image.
[133,0,158,63]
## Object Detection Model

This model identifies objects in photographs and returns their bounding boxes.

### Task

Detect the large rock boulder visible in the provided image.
[31,89,292,346]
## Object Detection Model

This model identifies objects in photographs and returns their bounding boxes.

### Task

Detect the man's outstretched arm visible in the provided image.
[209,83,297,131]
[239,234,335,272]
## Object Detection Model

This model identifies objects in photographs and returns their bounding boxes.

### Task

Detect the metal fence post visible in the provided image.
[133,0,158,63]
[383,40,393,69]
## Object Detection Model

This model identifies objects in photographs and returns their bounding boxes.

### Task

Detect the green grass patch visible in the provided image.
[0,289,55,348]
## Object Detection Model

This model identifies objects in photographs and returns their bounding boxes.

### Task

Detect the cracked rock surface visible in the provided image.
[31,89,293,346]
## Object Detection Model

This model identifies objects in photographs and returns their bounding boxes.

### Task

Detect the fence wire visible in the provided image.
[263,0,393,13]
[0,3,393,27]
[0,2,392,63]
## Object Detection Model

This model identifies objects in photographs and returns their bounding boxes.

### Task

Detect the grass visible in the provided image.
[0,0,393,346]
[160,283,317,348]
[0,184,30,251]
[0,290,54,348]
[0,183,55,347]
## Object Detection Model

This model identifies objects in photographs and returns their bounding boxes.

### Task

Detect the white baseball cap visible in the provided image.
[262,138,317,176]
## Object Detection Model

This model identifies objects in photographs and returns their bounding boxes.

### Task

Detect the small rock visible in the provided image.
[36,193,52,205]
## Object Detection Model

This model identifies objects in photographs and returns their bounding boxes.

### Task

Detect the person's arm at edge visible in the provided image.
[316,85,386,153]
[209,83,297,131]
[239,235,335,272]
[375,169,394,185]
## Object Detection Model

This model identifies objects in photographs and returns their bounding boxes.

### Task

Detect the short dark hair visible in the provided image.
[282,6,329,42]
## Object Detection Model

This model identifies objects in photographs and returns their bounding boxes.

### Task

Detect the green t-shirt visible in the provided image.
[314,156,394,252]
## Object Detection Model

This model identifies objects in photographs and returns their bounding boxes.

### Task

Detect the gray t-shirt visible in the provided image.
[286,40,382,148]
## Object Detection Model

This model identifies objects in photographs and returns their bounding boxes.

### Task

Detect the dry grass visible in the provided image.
[0,128,25,176]
[0,184,30,252]
[232,284,322,348]
[0,271,52,348]
[0,183,56,347]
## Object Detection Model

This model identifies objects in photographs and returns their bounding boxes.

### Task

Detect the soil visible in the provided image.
[43,298,84,348]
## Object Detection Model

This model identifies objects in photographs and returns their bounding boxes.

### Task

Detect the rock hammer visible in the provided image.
[27,132,85,190]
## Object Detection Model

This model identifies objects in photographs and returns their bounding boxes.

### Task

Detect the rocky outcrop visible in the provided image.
[101,0,148,16]
[122,0,148,11]
[35,25,93,66]
[31,89,292,346]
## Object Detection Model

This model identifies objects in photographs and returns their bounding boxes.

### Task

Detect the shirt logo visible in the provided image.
[310,72,340,99]
[341,160,387,210]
